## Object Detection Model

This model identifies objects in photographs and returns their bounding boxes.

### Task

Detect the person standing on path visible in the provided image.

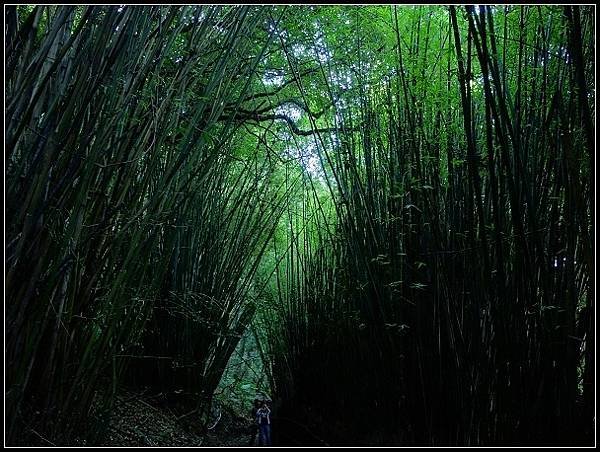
[256,400,272,446]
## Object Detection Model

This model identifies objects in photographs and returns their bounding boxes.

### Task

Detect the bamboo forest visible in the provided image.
[4,4,595,447]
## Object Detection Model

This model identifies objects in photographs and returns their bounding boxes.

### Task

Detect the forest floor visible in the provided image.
[99,390,254,447]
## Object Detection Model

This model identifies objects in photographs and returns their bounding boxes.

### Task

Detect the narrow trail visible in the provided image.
[100,391,254,447]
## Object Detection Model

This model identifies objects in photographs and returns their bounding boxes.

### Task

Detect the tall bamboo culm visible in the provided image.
[5,5,283,444]
[265,5,594,446]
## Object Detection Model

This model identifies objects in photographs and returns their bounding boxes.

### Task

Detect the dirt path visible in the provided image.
[100,391,253,447]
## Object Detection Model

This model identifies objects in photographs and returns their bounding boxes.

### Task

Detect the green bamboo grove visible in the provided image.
[5,5,595,446]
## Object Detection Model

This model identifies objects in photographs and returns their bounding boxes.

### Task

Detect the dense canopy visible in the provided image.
[5,4,595,446]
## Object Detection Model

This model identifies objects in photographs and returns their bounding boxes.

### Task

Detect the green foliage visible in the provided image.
[5,4,594,446]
